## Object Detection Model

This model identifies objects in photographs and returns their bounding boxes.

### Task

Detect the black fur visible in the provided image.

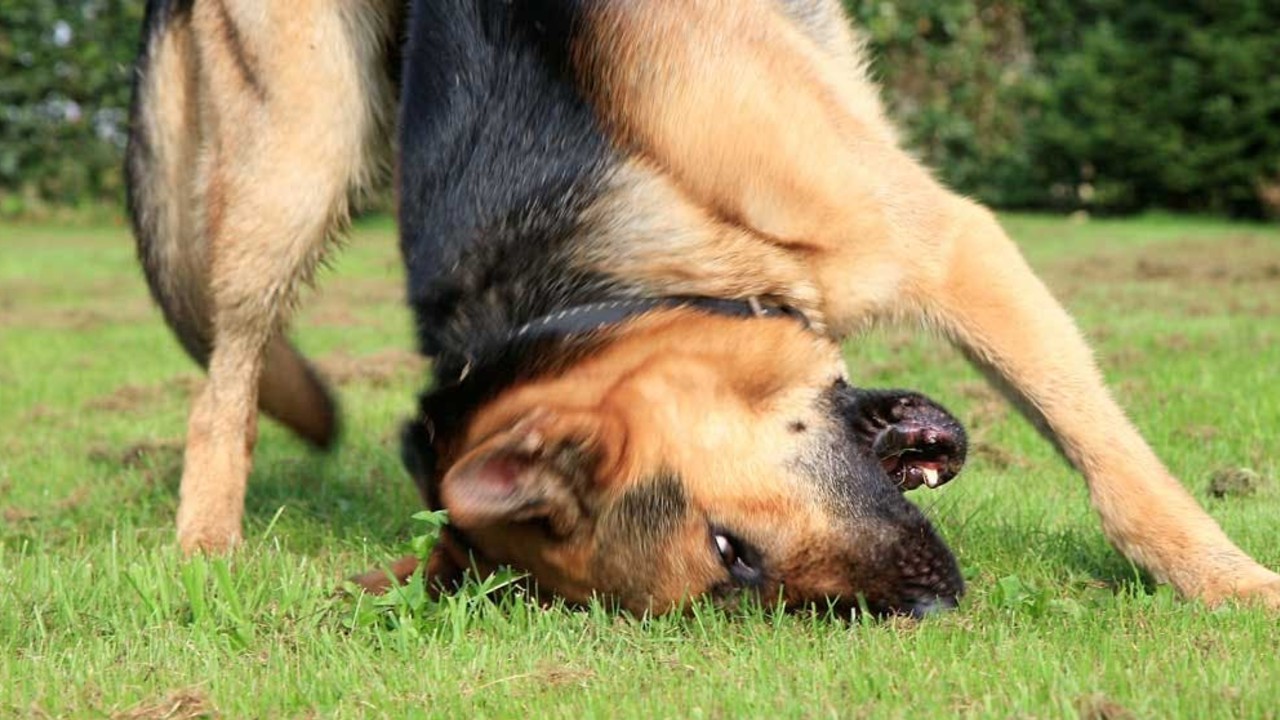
[602,472,689,549]
[393,4,965,616]
[127,0,206,364]
[135,0,195,58]
[398,0,630,371]
[400,332,609,511]
[396,0,644,502]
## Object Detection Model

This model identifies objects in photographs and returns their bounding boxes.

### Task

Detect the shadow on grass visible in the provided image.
[934,499,1157,597]
[60,435,424,554]
[242,445,423,552]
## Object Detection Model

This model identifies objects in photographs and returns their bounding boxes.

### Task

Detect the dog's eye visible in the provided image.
[712,529,763,586]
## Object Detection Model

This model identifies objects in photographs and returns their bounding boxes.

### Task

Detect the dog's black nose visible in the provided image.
[906,594,959,619]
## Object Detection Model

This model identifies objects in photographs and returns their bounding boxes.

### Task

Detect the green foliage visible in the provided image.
[847,0,1280,216]
[343,509,532,639]
[1027,1,1280,215]
[0,0,145,218]
[3,1,1279,216]
[845,1,1046,207]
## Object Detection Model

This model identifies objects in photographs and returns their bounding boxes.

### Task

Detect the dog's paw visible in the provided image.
[177,517,243,555]
[1229,572,1280,611]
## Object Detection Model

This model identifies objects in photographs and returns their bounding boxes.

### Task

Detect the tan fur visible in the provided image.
[133,0,1279,607]
[570,0,1279,606]
[434,314,852,612]
[130,0,401,552]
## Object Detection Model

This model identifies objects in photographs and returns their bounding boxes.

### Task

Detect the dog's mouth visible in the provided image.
[874,420,965,491]
[836,385,968,492]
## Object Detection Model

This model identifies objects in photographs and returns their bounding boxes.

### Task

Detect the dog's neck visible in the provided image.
[438,295,810,387]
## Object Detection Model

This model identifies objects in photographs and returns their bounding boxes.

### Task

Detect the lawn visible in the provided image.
[2,213,1278,718]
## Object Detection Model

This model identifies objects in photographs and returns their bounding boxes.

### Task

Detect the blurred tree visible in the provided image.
[845,1,1046,207]
[848,0,1280,216]
[0,0,144,218]
[1026,0,1280,215]
[1,1,1277,217]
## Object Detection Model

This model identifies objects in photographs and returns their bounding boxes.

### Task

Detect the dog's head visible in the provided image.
[400,311,966,617]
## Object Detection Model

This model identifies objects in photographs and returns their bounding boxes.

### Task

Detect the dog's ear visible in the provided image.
[439,413,600,538]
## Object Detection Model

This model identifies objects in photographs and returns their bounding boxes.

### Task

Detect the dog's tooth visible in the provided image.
[922,467,941,488]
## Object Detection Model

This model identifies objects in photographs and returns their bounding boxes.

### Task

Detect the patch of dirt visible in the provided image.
[3,506,37,523]
[88,439,185,492]
[84,376,200,415]
[1105,332,1217,370]
[0,277,154,329]
[859,360,910,381]
[89,439,185,471]
[972,442,1032,472]
[314,348,427,388]
[297,278,404,328]
[1055,236,1280,286]
[1113,376,1155,404]
[1076,694,1134,720]
[1227,297,1280,318]
[1101,345,1146,371]
[167,375,205,396]
[86,384,169,413]
[1155,333,1193,352]
[1207,467,1269,499]
[3,485,91,523]
[111,690,216,720]
[54,487,90,511]
[1179,424,1220,442]
[79,347,422,417]
[1045,235,1280,317]
[953,381,1009,431]
[19,404,59,424]
[1193,632,1228,660]
[462,665,596,698]
[539,666,596,688]
[299,305,363,328]
[1134,256,1280,284]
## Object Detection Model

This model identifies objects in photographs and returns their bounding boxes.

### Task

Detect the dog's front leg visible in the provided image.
[918,199,1280,607]
[577,0,1280,606]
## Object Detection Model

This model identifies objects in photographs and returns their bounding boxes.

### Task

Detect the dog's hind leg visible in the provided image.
[579,0,1280,607]
[151,0,396,553]
[128,2,370,449]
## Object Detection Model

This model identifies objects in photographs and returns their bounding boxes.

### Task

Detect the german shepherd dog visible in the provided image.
[127,0,1280,614]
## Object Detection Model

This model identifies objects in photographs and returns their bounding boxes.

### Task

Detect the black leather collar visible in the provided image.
[443,295,811,384]
[507,295,811,344]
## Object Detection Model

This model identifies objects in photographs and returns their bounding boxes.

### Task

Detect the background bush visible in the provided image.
[845,0,1280,216]
[1022,1,1280,216]
[2,1,1278,218]
[0,0,144,218]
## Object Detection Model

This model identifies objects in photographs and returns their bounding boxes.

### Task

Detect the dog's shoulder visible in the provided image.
[399,0,625,359]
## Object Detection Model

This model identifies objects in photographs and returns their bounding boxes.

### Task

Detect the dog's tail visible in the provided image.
[126,0,338,448]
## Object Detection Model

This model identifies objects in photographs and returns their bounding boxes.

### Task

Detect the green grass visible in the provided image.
[2,213,1278,718]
